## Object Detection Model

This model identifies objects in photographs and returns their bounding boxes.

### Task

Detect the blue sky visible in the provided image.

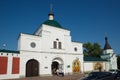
[0,0,120,54]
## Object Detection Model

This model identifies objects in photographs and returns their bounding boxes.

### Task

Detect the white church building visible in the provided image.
[0,10,117,79]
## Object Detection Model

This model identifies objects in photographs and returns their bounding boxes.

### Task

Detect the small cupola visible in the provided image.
[48,12,54,20]
[42,4,62,28]
[103,36,112,50]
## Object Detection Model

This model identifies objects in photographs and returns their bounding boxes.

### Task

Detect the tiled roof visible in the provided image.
[0,49,19,54]
[84,56,108,61]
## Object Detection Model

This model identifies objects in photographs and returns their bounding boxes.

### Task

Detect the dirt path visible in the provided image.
[7,73,84,80]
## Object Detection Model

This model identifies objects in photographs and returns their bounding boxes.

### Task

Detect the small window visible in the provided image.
[53,41,57,49]
[56,38,59,41]
[30,42,36,48]
[1,53,3,55]
[58,42,62,49]
[74,47,77,51]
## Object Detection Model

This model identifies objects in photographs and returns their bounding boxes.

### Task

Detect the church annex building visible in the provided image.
[0,11,117,79]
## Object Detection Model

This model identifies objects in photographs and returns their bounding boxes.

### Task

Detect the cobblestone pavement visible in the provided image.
[7,73,84,80]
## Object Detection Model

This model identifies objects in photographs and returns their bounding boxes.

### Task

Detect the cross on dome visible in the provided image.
[48,4,54,20]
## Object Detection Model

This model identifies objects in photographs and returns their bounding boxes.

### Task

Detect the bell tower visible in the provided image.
[101,36,117,70]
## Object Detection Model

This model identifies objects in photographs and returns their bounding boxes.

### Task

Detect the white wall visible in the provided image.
[83,61,109,72]
[18,33,42,52]
[20,50,84,77]
[18,25,83,55]
[83,62,93,72]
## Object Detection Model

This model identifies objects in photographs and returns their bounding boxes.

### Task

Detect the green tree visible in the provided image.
[83,42,102,57]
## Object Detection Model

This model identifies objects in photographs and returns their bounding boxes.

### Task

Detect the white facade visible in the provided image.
[18,24,84,77]
[102,49,118,70]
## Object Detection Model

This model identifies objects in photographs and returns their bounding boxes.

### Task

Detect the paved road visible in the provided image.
[8,73,84,80]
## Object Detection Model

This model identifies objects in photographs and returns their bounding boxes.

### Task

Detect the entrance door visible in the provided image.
[51,61,59,75]
[26,59,39,77]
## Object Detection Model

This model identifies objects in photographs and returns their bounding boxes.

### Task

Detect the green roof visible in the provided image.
[0,49,19,54]
[43,20,62,28]
[84,56,108,61]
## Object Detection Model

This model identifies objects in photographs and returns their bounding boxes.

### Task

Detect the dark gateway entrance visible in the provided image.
[51,61,59,75]
[26,59,39,77]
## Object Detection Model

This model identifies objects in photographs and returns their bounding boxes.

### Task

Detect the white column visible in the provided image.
[7,54,12,75]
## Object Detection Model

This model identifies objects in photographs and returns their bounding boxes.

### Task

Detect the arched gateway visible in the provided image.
[26,59,39,77]
[93,62,103,71]
[51,57,64,75]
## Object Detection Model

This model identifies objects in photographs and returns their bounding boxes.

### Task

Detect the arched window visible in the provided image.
[53,41,57,49]
[59,42,62,49]
[53,39,62,49]
[74,47,77,52]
